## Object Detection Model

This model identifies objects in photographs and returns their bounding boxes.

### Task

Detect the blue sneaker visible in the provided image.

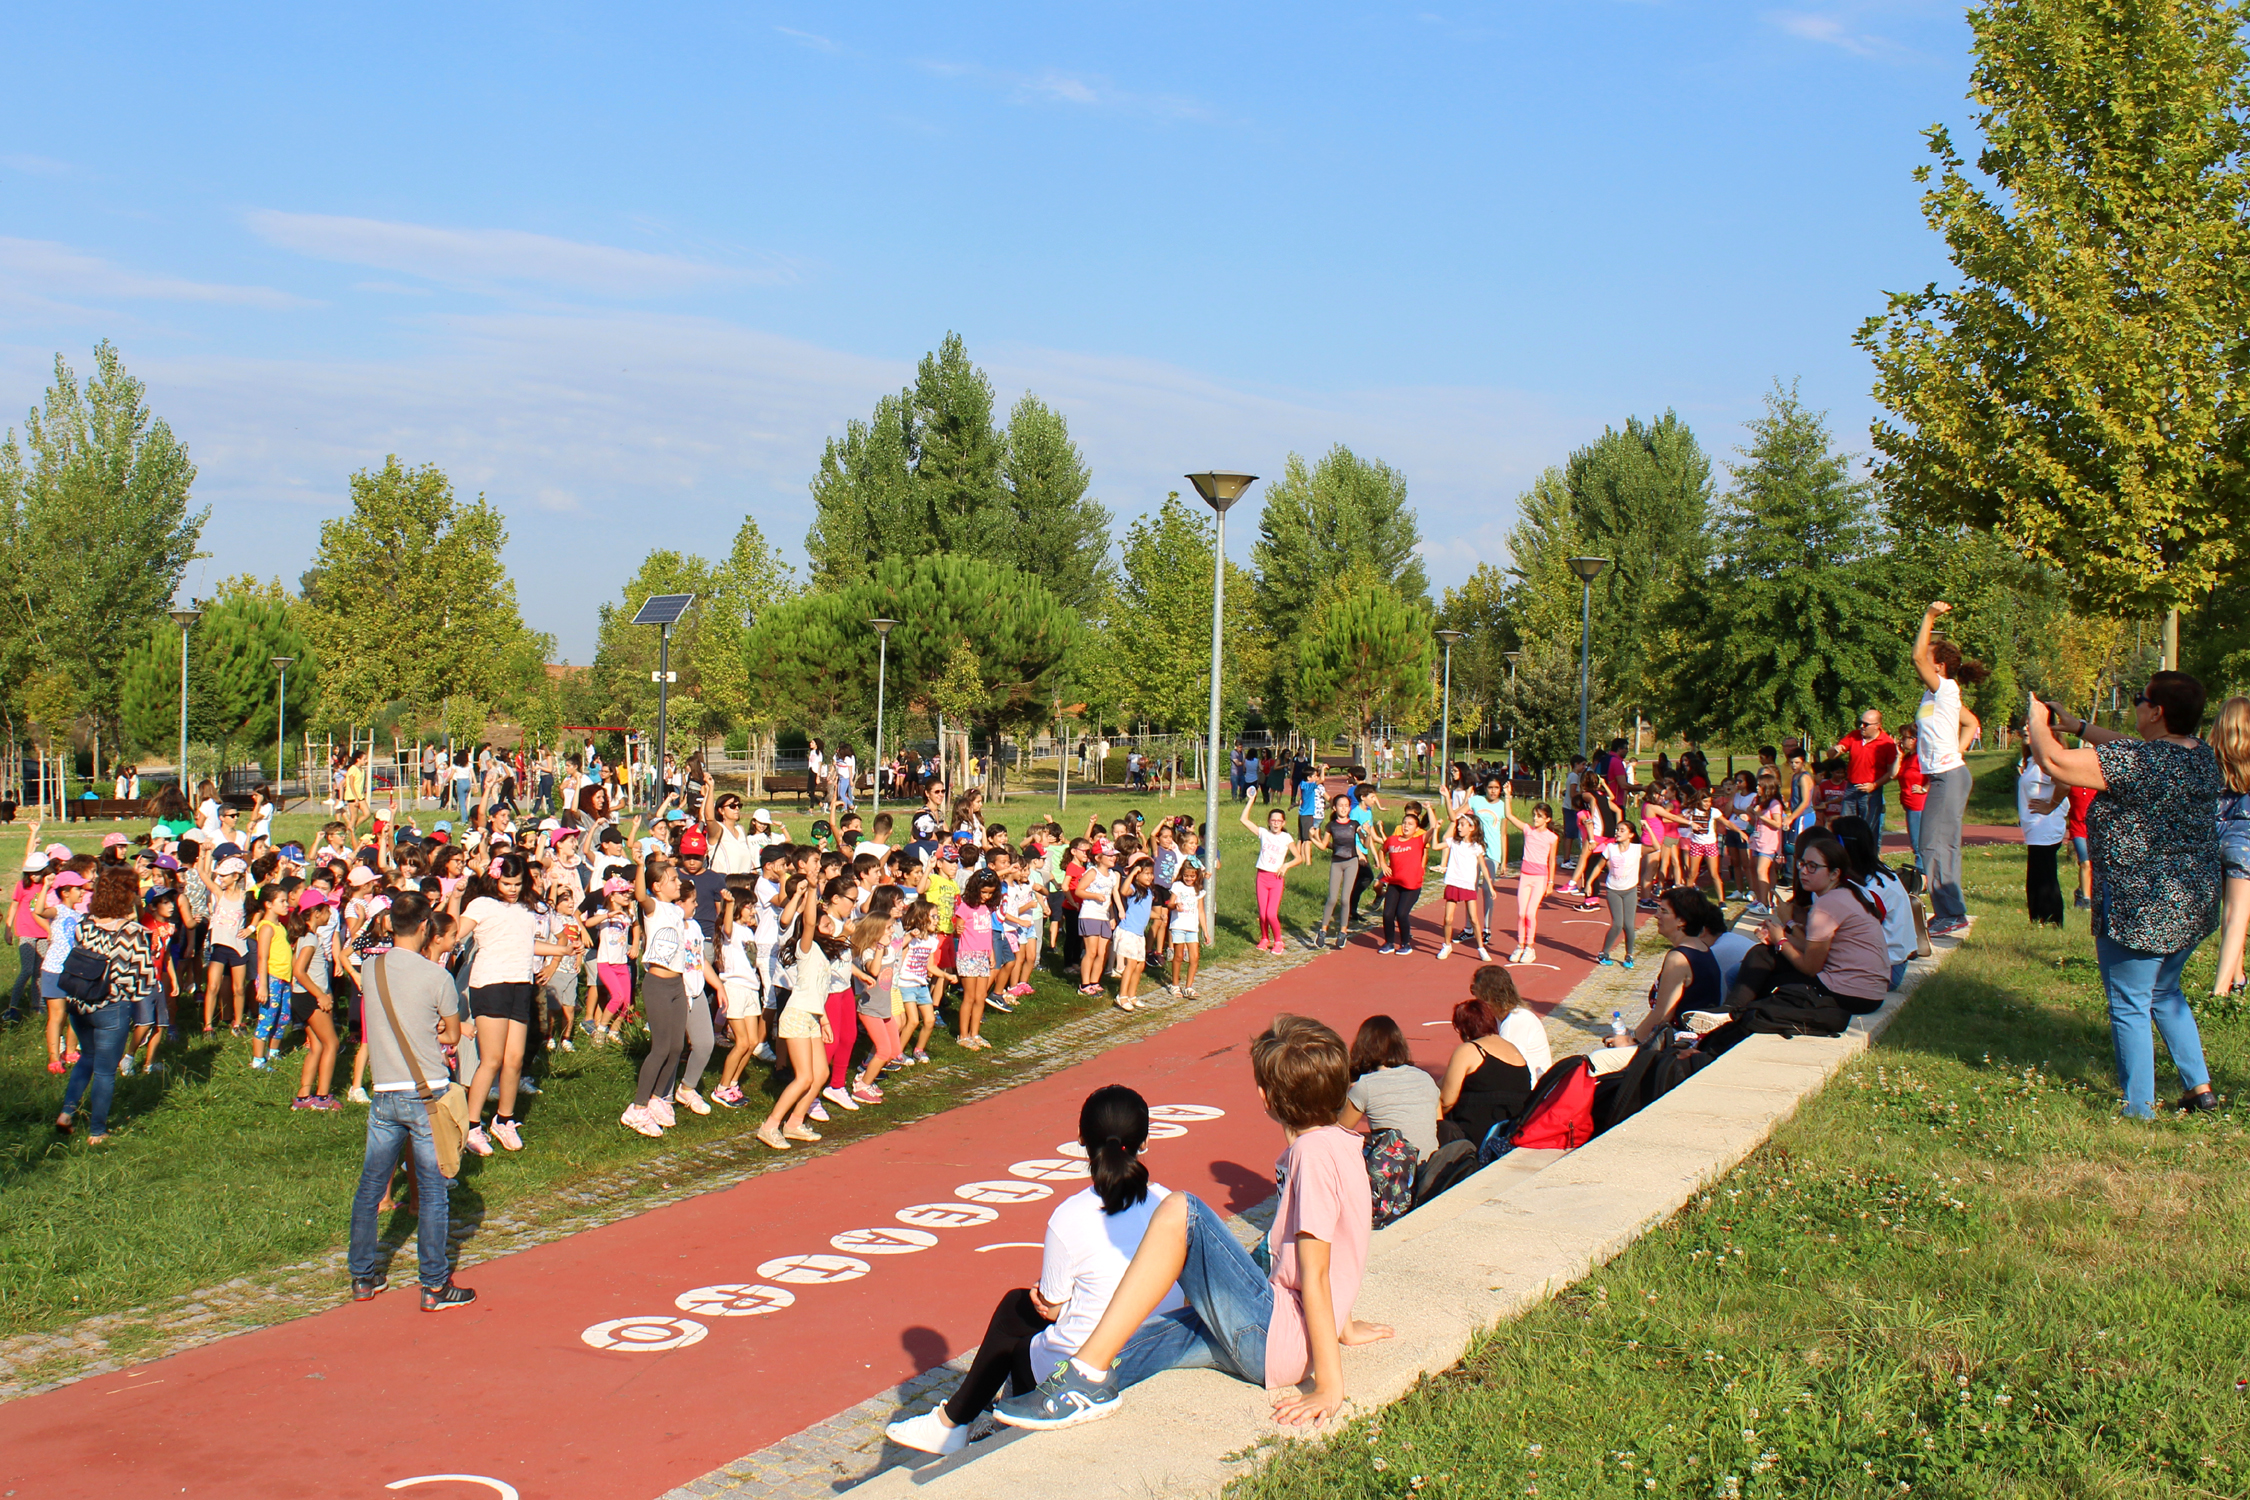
[994,1359,1120,1430]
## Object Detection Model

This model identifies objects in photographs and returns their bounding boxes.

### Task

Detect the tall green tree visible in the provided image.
[0,341,205,746]
[119,589,315,765]
[302,457,545,728]
[586,550,723,754]
[1438,562,1512,748]
[692,517,801,742]
[1498,630,1621,774]
[805,336,1112,609]
[1104,492,1265,735]
[1000,394,1112,614]
[1661,386,1903,749]
[1292,580,1437,767]
[1857,0,2250,655]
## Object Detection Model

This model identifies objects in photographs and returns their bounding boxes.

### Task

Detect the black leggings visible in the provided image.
[2026,842,2066,927]
[635,972,688,1107]
[943,1287,1056,1424]
[12,940,39,1013]
[1381,884,1418,948]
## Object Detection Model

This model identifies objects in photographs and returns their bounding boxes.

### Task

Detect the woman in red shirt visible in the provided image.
[1377,811,1429,956]
[1895,724,1930,868]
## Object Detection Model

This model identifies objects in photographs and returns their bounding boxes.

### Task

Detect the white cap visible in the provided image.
[217,857,248,876]
[752,808,772,824]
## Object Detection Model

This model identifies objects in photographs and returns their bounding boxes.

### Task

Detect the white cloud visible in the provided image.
[244,211,794,297]
[775,26,840,53]
[916,60,1213,123]
[1,154,73,177]
[1765,11,1915,61]
[0,237,311,309]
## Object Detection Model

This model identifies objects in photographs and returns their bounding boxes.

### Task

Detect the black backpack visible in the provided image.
[1592,1036,1713,1135]
[58,943,112,1006]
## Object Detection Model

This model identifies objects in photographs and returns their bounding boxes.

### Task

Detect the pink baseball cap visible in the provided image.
[296,888,335,912]
[51,871,89,889]
[44,843,72,860]
[601,877,632,895]
[346,865,380,887]
[100,833,130,849]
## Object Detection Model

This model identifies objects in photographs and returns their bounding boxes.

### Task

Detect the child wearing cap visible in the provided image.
[194,845,253,1035]
[8,847,51,1028]
[588,877,640,1046]
[39,868,92,1072]
[289,889,342,1108]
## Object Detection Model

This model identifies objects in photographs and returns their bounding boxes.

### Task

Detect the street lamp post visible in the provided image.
[1503,650,1521,784]
[271,657,294,811]
[870,618,896,817]
[1435,629,1463,799]
[1187,471,1259,930]
[168,600,203,796]
[1567,557,1611,759]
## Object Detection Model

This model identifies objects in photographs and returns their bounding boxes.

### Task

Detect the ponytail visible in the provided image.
[1080,1084,1152,1216]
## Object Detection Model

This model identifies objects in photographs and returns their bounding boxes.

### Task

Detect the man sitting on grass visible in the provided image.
[996,1014,1395,1431]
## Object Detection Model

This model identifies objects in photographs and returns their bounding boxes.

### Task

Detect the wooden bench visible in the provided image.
[64,798,152,822]
[757,771,817,809]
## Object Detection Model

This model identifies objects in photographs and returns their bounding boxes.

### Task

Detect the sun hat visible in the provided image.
[662,808,688,823]
[538,818,561,832]
[214,842,242,861]
[100,832,129,849]
[51,871,89,889]
[546,827,577,847]
[296,888,335,912]
[280,842,305,861]
[434,821,452,833]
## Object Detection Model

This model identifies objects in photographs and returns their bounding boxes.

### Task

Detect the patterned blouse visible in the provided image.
[72,919,161,1012]
[2088,739,2222,953]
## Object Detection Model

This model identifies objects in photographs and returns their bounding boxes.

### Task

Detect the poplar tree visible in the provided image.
[1858,0,2250,661]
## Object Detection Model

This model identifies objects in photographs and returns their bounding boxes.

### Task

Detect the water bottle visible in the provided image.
[1606,1010,1630,1044]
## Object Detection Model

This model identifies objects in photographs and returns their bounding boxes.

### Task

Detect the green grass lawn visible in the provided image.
[1232,837,2250,1499]
[0,782,1423,1338]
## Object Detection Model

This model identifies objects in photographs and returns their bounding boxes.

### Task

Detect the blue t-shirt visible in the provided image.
[41,905,82,974]
[1468,794,1509,860]
[1298,778,1323,816]
[1120,887,1156,935]
[1153,847,1182,887]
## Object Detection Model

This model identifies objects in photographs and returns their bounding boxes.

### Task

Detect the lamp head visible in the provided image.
[870,617,898,638]
[1567,556,1611,584]
[1435,629,1464,646]
[1185,472,1258,513]
[1504,650,1522,665]
[271,657,295,668]
[169,597,204,629]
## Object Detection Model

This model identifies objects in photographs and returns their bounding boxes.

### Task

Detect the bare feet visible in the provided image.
[1340,1318,1396,1345]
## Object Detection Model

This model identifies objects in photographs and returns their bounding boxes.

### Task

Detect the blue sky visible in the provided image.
[2,1,1972,660]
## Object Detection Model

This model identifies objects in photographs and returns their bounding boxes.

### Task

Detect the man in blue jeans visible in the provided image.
[347,892,476,1311]
[1833,711,1898,849]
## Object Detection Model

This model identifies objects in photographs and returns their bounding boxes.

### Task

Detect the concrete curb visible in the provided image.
[840,933,1957,1499]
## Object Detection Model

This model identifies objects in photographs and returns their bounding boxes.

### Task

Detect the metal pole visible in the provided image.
[1577,581,1593,759]
[1204,506,1227,920]
[275,663,287,806]
[177,624,190,793]
[872,631,889,819]
[1057,706,1069,812]
[1438,637,1455,795]
[656,622,671,797]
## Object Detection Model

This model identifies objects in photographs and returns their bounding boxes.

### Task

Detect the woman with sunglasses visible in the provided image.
[2025,679,2222,1119]
[706,792,756,875]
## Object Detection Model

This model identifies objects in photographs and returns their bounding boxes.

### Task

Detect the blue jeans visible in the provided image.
[1112,1196,1271,1389]
[454,779,473,819]
[1906,808,1924,866]
[349,1090,456,1289]
[60,1003,134,1134]
[2095,932,2210,1119]
[11,939,41,1015]
[1839,788,1886,847]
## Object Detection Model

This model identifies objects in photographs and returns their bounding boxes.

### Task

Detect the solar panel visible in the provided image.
[631,593,697,627]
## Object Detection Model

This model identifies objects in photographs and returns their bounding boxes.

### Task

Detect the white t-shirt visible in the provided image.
[1709,930,1755,999]
[1498,1006,1551,1085]
[1604,842,1644,890]
[1441,839,1483,889]
[1168,884,1203,935]
[1078,868,1117,917]
[681,920,707,997]
[642,899,688,973]
[2016,760,2067,846]
[717,922,755,979]
[1254,827,1295,873]
[1028,1184,1188,1378]
[1866,869,1916,968]
[1917,678,1966,776]
[464,896,538,987]
[710,823,755,875]
[856,840,891,860]
[753,876,782,946]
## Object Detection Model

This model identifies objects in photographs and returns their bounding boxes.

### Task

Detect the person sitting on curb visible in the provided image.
[995,1014,1394,1432]
[884,1085,1188,1456]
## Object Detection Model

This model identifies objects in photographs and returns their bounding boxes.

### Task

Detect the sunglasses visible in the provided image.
[2133,692,2151,708]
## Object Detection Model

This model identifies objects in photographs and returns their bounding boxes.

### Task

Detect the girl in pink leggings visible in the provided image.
[588,879,639,1044]
[1504,803,1559,964]
[1239,803,1307,953]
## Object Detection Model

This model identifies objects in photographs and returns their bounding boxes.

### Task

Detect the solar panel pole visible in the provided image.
[656,622,670,799]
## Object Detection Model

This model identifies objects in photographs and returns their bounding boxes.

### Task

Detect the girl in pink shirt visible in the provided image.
[1505,803,1560,964]
[952,870,1001,1052]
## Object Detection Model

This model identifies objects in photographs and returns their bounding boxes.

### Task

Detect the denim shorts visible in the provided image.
[2224,831,2250,883]
[1111,1196,1272,1390]
[2071,835,2090,864]
[899,982,932,1010]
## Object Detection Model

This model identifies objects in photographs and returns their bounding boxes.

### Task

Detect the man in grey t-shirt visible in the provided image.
[347,893,476,1310]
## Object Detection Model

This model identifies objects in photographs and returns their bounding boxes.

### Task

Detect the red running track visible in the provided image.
[0,884,1628,1500]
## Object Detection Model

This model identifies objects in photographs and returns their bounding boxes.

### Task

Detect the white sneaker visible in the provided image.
[559,1038,576,1053]
[885,1408,969,1456]
[822,1085,861,1113]
[620,1104,663,1138]
[808,1101,831,1123]
[347,1085,370,1105]
[463,1124,495,1157]
[646,1096,677,1129]
[1478,948,1492,962]
[674,1087,711,1116]
[118,1055,137,1077]
[1436,943,1452,961]
[546,1037,557,1051]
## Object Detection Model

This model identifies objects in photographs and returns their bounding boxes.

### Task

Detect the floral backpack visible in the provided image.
[1362,1128,1420,1230]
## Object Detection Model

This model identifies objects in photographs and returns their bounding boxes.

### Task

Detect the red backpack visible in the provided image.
[1506,1057,1600,1152]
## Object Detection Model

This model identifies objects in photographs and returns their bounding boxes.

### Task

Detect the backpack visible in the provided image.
[58,943,112,1006]
[1505,1056,1600,1152]
[1592,1036,1713,1135]
[1362,1128,1419,1229]
[1412,1139,1483,1206]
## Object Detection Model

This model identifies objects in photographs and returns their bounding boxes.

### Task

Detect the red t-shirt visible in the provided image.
[1382,834,1427,890]
[2065,784,2097,840]
[1896,757,1929,811]
[1841,730,1898,786]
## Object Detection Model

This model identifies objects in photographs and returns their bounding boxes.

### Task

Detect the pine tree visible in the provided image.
[1000,394,1112,613]
[1292,580,1437,768]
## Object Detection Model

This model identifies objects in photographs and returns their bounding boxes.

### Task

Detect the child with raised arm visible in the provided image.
[996,1014,1394,1432]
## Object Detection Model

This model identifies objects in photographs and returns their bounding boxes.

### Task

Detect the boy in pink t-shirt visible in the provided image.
[996,1014,1390,1432]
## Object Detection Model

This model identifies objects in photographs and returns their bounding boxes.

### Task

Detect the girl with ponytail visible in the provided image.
[884,1084,1187,1456]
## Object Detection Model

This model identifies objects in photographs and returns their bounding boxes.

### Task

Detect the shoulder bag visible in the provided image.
[373,954,472,1178]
